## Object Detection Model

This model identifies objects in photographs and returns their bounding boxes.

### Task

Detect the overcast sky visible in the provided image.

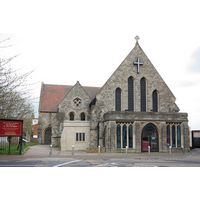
[1,0,200,130]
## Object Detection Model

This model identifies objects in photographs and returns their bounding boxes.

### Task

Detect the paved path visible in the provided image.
[0,145,200,167]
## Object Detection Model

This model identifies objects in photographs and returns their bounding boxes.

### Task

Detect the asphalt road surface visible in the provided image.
[1,158,200,167]
[1,145,200,167]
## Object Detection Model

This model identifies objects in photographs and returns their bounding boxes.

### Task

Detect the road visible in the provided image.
[1,145,200,167]
[1,158,200,167]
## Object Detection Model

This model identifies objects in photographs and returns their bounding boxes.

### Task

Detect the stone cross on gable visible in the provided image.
[134,58,143,74]
[135,35,140,42]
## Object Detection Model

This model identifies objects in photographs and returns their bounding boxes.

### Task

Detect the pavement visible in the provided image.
[0,144,199,162]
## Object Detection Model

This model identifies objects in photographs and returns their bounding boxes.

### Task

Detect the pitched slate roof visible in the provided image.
[40,84,101,112]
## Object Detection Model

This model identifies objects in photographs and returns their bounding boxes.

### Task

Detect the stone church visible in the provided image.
[38,36,190,152]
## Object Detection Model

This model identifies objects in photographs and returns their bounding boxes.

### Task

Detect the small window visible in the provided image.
[81,112,86,121]
[76,133,85,141]
[73,98,82,106]
[79,133,82,141]
[69,112,74,121]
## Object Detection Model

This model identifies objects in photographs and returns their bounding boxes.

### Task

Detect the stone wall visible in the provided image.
[86,147,105,153]
[61,121,90,151]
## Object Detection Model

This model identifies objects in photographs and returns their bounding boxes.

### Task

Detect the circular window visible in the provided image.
[73,98,82,106]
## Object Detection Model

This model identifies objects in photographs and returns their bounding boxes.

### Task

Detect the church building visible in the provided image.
[38,36,190,152]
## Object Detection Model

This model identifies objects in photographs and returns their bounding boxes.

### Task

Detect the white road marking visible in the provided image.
[0,165,43,167]
[53,160,81,167]
[96,163,119,167]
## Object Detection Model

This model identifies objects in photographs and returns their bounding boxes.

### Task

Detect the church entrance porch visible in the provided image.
[142,124,158,152]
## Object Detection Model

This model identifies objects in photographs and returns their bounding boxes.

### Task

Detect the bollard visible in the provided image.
[72,145,74,156]
[49,145,52,156]
[98,145,100,155]
[148,146,150,155]
[169,146,171,155]
[126,146,128,155]
[182,146,185,154]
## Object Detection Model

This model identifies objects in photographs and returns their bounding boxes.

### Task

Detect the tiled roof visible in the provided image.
[40,84,101,112]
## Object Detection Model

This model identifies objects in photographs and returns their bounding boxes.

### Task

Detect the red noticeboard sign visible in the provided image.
[0,119,23,137]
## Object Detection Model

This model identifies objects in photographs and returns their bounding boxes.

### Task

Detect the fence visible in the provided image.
[0,136,22,155]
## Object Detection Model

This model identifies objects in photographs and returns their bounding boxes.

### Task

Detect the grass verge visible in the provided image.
[0,143,37,155]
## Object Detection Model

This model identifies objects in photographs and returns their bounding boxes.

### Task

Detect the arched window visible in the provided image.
[117,125,121,148]
[123,125,127,148]
[140,78,146,112]
[128,77,134,111]
[177,125,181,147]
[172,125,176,147]
[80,112,86,121]
[115,88,121,111]
[69,112,74,121]
[129,125,133,148]
[167,125,170,147]
[152,90,158,112]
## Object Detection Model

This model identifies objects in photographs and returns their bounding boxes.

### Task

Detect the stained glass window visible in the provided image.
[115,88,121,111]
[129,125,133,148]
[141,78,146,112]
[153,90,158,112]
[117,125,121,148]
[123,125,127,148]
[172,125,176,147]
[128,77,134,111]
[167,125,170,147]
[177,125,181,147]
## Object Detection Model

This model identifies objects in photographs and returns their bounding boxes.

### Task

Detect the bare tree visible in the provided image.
[0,37,35,119]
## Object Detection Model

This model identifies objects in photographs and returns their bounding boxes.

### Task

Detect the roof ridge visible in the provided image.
[44,83,101,88]
[43,83,74,87]
[83,85,101,88]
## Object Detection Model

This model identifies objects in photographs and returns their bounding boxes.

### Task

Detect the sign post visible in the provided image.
[0,119,23,155]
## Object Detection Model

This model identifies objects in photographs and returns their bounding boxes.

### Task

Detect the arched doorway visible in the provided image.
[142,124,158,152]
[44,128,52,144]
